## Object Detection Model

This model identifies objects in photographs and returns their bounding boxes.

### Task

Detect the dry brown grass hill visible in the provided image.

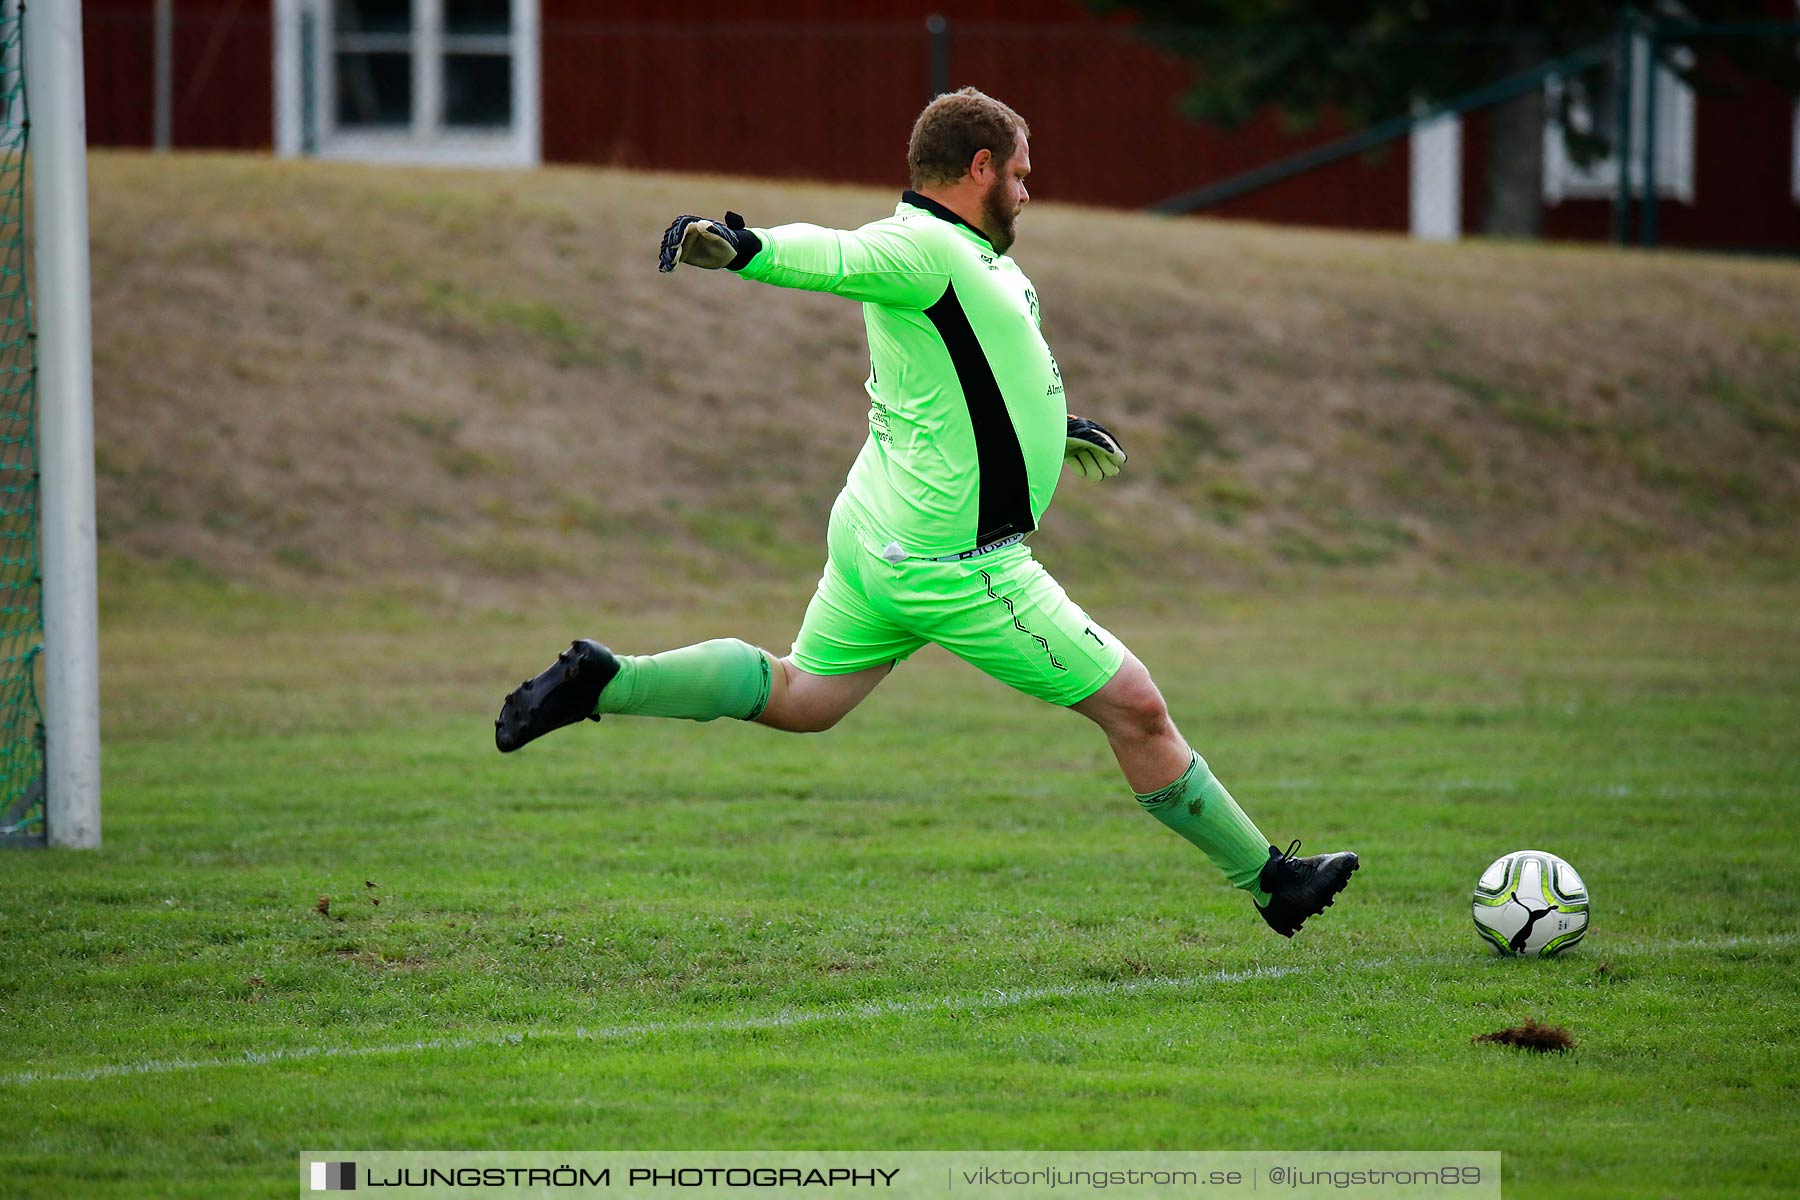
[86,152,1799,608]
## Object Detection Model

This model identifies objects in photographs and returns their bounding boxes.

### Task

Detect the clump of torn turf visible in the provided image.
[1473,1019,1575,1052]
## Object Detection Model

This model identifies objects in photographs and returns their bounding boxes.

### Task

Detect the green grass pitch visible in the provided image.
[3,583,1797,1198]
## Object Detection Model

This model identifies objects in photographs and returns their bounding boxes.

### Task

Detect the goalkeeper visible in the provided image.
[496,87,1357,937]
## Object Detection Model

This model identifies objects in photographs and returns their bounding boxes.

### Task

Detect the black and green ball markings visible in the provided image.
[1473,851,1591,958]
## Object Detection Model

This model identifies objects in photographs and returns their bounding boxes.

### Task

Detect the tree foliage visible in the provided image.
[1092,2,1800,161]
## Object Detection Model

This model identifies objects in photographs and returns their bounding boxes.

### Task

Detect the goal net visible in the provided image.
[0,3,45,845]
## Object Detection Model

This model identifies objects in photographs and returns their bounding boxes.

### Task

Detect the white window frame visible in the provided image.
[1543,33,1694,205]
[276,0,539,168]
[1409,108,1462,242]
[1793,1,1800,204]
[1792,101,1799,203]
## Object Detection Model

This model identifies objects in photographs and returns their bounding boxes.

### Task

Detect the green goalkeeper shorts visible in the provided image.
[789,500,1126,707]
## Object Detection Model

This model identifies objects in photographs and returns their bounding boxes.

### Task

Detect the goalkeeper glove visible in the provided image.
[1065,416,1127,480]
[657,211,762,273]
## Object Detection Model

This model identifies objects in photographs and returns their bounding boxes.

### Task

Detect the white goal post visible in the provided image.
[26,0,101,848]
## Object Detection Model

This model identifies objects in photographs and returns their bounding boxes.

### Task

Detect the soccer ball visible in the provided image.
[1471,849,1590,957]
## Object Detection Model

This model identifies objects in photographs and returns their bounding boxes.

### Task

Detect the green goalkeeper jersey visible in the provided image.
[737,191,1067,558]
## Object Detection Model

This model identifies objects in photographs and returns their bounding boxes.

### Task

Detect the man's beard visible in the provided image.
[981,174,1017,255]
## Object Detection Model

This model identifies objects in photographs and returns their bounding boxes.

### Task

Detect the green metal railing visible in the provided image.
[1149,40,1613,218]
[1151,12,1800,249]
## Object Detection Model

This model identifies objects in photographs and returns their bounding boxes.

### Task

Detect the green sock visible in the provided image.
[596,638,775,722]
[1136,750,1274,905]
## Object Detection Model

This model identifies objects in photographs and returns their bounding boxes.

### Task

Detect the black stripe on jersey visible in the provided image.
[901,190,995,249]
[925,281,1034,548]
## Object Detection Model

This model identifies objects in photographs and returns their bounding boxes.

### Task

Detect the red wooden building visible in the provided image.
[81,0,1800,249]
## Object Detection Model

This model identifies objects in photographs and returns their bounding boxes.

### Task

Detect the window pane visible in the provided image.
[334,0,411,35]
[445,0,510,37]
[336,51,412,127]
[442,53,511,128]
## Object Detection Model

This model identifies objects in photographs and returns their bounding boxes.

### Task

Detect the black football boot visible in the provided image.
[495,639,621,753]
[1255,839,1360,938]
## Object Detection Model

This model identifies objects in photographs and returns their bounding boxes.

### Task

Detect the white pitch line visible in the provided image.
[5,931,1796,1089]
[5,964,1299,1088]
